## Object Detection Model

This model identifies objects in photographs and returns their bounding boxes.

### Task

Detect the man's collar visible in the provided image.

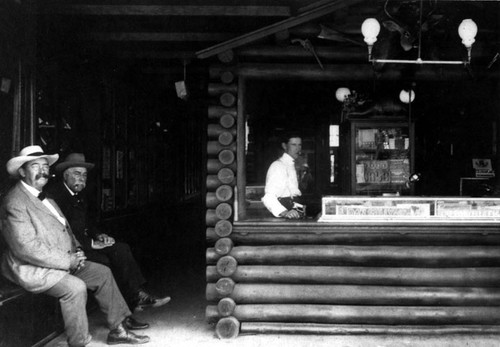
[21,180,42,197]
[63,182,77,196]
[281,152,295,163]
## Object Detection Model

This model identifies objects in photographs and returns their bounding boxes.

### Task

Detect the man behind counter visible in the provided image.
[262,133,305,219]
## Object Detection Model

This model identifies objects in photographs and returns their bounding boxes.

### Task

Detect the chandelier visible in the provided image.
[361,4,478,66]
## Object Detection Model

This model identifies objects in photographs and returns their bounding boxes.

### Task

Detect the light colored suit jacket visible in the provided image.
[1,182,81,293]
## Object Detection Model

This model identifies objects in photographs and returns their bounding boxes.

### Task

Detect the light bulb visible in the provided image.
[458,19,478,48]
[335,88,351,102]
[399,89,415,104]
[361,18,381,45]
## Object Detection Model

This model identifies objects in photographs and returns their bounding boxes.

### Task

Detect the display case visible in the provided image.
[319,196,500,223]
[341,117,414,195]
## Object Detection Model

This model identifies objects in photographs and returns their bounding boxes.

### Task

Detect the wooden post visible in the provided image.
[215,202,232,220]
[207,141,237,155]
[215,185,233,202]
[218,150,235,165]
[218,132,234,146]
[220,70,235,84]
[208,83,238,96]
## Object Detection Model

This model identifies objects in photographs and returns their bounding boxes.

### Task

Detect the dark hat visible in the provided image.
[55,153,95,173]
[7,145,59,178]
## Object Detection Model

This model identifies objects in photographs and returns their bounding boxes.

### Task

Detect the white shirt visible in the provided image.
[21,181,67,225]
[262,153,301,217]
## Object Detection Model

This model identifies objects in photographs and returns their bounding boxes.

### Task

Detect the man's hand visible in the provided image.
[279,209,301,219]
[70,250,86,271]
[96,233,115,245]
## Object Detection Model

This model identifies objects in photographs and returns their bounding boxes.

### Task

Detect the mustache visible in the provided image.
[35,173,52,180]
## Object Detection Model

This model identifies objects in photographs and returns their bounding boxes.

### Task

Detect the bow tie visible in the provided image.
[38,192,46,201]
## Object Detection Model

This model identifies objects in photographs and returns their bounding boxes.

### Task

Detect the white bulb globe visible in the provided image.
[361,18,381,45]
[335,88,351,102]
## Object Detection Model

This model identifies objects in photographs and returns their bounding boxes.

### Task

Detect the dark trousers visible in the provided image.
[85,242,146,310]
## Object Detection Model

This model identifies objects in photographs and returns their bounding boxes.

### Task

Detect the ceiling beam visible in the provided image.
[195,0,363,59]
[79,32,235,42]
[38,5,291,17]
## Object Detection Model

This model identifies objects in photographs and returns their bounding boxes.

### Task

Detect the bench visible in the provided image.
[0,236,63,347]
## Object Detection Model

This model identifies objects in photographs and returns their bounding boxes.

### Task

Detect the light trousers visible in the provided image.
[45,261,131,347]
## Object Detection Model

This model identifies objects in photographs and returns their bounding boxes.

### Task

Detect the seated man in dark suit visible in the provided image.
[47,153,170,312]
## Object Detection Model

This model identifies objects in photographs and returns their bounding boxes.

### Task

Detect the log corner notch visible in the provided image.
[205,61,239,339]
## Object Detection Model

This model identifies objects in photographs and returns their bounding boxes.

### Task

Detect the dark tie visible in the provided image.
[38,192,46,201]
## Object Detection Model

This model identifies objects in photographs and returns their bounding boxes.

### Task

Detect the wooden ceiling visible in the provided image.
[35,1,500,70]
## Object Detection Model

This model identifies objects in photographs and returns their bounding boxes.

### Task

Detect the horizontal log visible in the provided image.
[241,322,500,335]
[206,159,237,174]
[206,265,500,287]
[215,316,240,339]
[226,231,500,246]
[208,83,237,96]
[216,255,238,277]
[220,70,235,84]
[218,149,235,165]
[206,304,500,325]
[206,245,500,267]
[217,167,235,185]
[206,192,223,209]
[215,238,234,256]
[220,92,236,107]
[217,50,234,64]
[218,132,234,146]
[207,141,236,155]
[216,278,235,296]
[215,220,233,237]
[206,209,221,226]
[207,124,236,137]
[205,283,500,306]
[207,105,237,119]
[215,185,233,202]
[218,297,237,317]
[206,175,223,190]
[236,63,500,81]
[219,113,236,129]
[216,203,233,220]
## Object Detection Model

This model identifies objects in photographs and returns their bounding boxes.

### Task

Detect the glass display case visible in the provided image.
[341,117,414,195]
[319,196,500,223]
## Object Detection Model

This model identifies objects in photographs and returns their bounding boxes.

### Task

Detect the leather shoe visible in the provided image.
[107,323,150,345]
[124,316,149,330]
[134,289,171,311]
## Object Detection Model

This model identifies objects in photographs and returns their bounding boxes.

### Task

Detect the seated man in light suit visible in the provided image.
[0,145,149,346]
[262,133,304,219]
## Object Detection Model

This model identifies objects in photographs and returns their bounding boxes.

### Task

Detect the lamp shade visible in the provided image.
[361,18,381,45]
[458,19,478,48]
[335,87,351,102]
[399,89,415,104]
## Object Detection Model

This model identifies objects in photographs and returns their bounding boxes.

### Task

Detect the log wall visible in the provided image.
[206,219,500,338]
[204,58,500,339]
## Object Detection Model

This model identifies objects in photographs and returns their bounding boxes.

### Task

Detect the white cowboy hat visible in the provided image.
[6,145,59,178]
